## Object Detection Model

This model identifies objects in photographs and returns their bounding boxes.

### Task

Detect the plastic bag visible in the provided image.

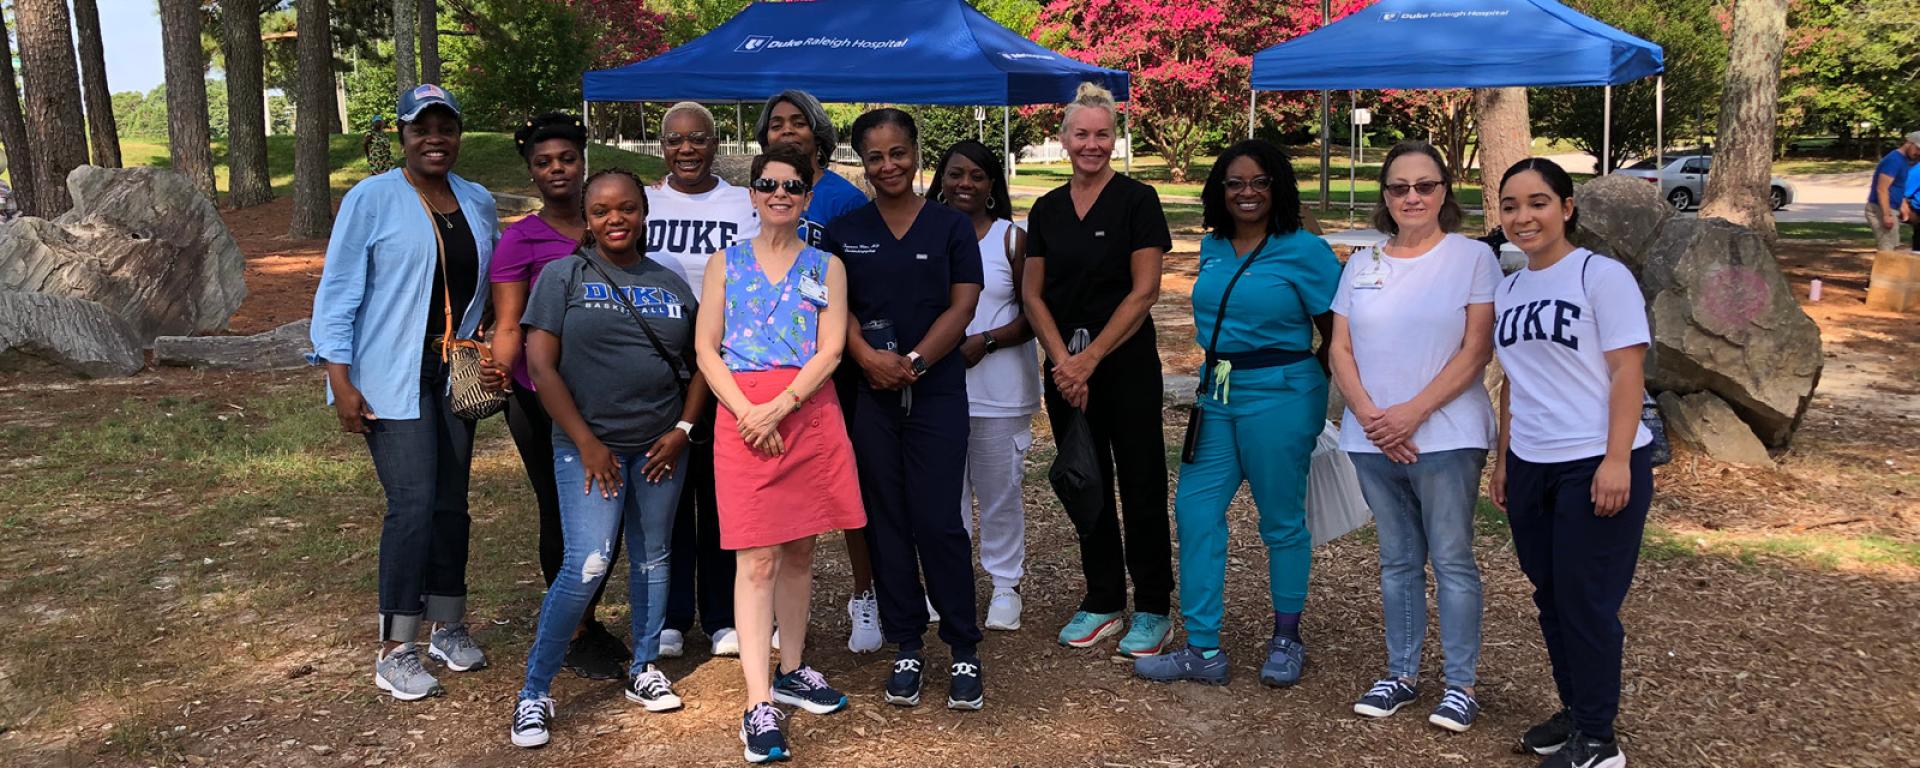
[1306,419,1372,547]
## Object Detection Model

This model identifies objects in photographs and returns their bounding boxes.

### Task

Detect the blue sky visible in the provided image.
[98,0,168,95]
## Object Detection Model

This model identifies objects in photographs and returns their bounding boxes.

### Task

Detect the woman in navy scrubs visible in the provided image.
[830,108,987,711]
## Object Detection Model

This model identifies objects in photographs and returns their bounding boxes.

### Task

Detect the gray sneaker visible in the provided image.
[429,623,488,672]
[374,644,444,701]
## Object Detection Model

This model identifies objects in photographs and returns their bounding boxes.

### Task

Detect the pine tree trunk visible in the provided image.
[13,0,90,215]
[71,0,119,168]
[1474,87,1532,232]
[0,13,41,217]
[224,0,273,208]
[393,0,418,95]
[158,0,215,199]
[290,0,334,238]
[1698,0,1787,239]
[419,0,440,84]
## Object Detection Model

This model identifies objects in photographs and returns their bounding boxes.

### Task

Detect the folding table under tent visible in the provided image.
[1249,0,1665,198]
[579,0,1133,177]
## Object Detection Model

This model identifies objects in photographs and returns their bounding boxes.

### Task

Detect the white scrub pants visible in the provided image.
[959,414,1032,589]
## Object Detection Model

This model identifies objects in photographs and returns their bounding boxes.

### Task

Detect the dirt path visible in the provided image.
[1,235,1915,767]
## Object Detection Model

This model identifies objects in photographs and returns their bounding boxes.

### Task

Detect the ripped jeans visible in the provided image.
[519,445,685,700]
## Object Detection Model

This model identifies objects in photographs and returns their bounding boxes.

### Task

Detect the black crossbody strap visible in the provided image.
[575,251,691,384]
[1196,234,1271,395]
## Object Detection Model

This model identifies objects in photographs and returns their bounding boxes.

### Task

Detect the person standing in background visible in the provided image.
[930,139,1040,632]
[1022,82,1175,659]
[1866,131,1920,251]
[649,101,761,662]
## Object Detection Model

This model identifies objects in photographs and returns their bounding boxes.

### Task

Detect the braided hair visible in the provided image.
[579,167,649,248]
[514,111,586,162]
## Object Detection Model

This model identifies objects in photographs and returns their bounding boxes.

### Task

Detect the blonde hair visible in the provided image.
[662,101,716,134]
[1060,82,1117,134]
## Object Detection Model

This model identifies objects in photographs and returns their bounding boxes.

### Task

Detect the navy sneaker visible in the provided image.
[1259,636,1305,687]
[1133,646,1230,685]
[884,652,922,707]
[739,702,789,763]
[1517,708,1576,755]
[946,656,983,710]
[1537,732,1624,768]
[771,664,848,715]
[1428,686,1480,732]
[1353,677,1418,718]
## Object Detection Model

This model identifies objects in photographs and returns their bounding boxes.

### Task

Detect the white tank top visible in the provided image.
[965,219,1043,418]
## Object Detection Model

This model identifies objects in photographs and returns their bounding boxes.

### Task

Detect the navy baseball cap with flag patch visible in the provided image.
[396,84,461,123]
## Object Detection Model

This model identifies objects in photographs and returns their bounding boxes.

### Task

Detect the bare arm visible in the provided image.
[1590,345,1648,517]
[787,257,852,404]
[1080,246,1163,362]
[1361,304,1496,452]
[1877,173,1898,221]
[1490,372,1511,512]
[695,252,753,416]
[1328,313,1377,416]
[528,329,598,451]
[912,283,982,367]
[988,228,1035,345]
[488,280,529,382]
[1022,254,1069,363]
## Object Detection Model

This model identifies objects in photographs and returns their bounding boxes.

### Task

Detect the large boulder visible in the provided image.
[153,319,312,371]
[1572,177,1822,449]
[1638,217,1822,446]
[0,290,144,377]
[0,166,247,344]
[1657,391,1775,468]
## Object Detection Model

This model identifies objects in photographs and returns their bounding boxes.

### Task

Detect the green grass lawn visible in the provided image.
[114,132,665,201]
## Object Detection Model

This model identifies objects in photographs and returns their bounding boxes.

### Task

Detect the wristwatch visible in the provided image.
[981,332,1001,354]
[674,420,694,437]
[907,351,928,375]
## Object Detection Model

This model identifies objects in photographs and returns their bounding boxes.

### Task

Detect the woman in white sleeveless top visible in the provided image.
[931,140,1041,631]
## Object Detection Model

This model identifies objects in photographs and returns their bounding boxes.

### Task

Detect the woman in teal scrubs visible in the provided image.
[1134,139,1339,688]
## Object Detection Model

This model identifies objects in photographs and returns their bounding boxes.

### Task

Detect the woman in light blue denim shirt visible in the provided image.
[309,85,503,702]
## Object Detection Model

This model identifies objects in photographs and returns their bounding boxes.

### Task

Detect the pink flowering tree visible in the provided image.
[1033,0,1369,182]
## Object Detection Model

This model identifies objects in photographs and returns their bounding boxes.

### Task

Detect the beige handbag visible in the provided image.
[406,170,507,421]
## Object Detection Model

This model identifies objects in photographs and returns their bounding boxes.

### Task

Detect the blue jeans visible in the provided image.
[364,348,475,644]
[1350,448,1487,688]
[519,445,686,700]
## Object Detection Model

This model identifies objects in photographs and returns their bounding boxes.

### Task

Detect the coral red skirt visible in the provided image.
[714,369,866,550]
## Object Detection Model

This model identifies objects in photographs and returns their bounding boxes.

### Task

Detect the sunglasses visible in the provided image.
[663,132,712,148]
[1223,176,1272,193]
[1384,181,1446,198]
[751,177,811,195]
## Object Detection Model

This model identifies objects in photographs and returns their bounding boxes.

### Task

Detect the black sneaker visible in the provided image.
[1353,677,1418,718]
[771,664,849,715]
[946,656,983,710]
[565,620,631,680]
[884,652,923,707]
[739,702,790,763]
[1537,732,1624,768]
[509,696,553,748]
[1517,708,1577,755]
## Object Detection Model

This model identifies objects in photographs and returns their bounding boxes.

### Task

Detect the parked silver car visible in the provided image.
[1613,155,1795,211]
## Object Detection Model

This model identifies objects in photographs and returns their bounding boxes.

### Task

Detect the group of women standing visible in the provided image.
[311,81,1650,768]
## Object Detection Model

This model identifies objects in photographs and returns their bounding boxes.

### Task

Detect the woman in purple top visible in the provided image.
[488,112,628,678]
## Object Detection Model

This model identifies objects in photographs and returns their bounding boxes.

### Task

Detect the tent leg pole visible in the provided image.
[1248,91,1256,140]
[1004,107,1013,181]
[1349,91,1356,226]
[1655,76,1664,170]
[583,99,591,174]
[1123,104,1132,174]
[737,103,746,156]
[1319,89,1330,213]
[1602,85,1612,174]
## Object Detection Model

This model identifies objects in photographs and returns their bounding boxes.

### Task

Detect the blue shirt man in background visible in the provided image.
[1867,131,1920,251]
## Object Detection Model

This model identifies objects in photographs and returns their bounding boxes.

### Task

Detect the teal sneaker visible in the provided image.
[1056,611,1123,648]
[1118,613,1173,658]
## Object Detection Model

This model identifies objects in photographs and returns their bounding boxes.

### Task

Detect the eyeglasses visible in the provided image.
[663,132,713,148]
[1223,176,1272,193]
[751,177,811,195]
[1383,181,1446,198]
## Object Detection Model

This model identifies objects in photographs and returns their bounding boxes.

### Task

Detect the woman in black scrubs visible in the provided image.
[1021,82,1175,658]
[831,108,987,711]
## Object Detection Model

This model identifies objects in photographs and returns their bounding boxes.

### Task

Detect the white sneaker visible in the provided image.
[925,596,941,624]
[710,627,740,656]
[985,588,1022,631]
[658,628,685,659]
[848,590,882,653]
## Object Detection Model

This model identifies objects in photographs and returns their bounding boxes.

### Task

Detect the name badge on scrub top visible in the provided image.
[1352,251,1389,290]
[798,272,829,306]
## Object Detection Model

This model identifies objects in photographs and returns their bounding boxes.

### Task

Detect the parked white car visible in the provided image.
[1613,155,1795,211]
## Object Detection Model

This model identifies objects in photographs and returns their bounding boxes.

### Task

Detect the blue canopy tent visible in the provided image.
[580,0,1133,175]
[1250,0,1665,200]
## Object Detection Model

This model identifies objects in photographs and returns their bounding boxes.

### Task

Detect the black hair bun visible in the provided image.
[515,111,588,160]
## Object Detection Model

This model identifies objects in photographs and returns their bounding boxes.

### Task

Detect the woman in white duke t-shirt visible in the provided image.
[930,140,1041,633]
[1328,141,1497,735]
[1490,158,1652,768]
